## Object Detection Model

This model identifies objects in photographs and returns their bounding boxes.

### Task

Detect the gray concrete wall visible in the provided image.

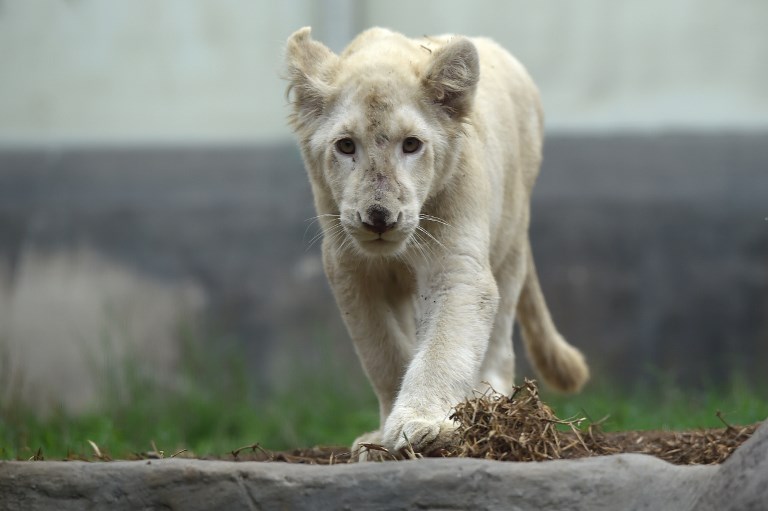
[1,133,766,411]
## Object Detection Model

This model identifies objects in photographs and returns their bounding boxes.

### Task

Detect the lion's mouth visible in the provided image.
[342,213,414,256]
[354,231,409,255]
[363,236,392,245]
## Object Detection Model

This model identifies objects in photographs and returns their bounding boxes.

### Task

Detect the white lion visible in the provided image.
[285,27,589,458]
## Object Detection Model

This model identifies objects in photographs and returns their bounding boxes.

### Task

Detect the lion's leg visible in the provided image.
[479,252,526,395]
[341,297,410,458]
[381,251,500,453]
[323,248,413,458]
[340,297,410,459]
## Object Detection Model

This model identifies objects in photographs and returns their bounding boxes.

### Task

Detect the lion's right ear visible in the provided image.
[285,27,337,129]
[422,38,479,120]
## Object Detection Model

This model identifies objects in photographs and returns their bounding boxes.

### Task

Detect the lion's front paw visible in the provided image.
[351,429,389,462]
[383,408,457,454]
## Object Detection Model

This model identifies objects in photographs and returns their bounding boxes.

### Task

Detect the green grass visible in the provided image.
[542,376,768,432]
[0,332,379,460]
[1,338,766,460]
[0,374,379,461]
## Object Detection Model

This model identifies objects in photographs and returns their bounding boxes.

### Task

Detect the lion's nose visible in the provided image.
[362,205,397,234]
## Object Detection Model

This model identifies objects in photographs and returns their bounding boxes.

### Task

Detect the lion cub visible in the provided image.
[285,27,589,458]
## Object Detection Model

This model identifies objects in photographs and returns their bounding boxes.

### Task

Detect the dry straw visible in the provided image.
[444,378,756,465]
[445,378,591,462]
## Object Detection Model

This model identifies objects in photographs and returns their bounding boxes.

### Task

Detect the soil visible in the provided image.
[217,380,759,466]
[216,424,758,465]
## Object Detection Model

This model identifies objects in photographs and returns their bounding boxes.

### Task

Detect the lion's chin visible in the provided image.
[355,236,408,258]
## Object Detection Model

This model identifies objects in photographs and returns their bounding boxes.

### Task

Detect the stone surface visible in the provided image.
[0,455,713,511]
[695,417,768,511]
[2,421,766,510]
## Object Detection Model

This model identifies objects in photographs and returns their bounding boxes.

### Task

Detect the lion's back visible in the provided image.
[470,36,544,195]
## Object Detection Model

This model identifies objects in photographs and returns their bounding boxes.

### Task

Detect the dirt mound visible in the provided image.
[225,379,758,465]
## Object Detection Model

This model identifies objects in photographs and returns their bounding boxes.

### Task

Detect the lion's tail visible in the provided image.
[516,241,590,393]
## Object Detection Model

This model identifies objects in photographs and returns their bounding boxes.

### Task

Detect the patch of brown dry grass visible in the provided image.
[443,378,757,465]
[444,378,590,461]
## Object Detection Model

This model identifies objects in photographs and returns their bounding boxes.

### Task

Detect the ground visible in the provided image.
[217,425,757,465]
[216,380,759,466]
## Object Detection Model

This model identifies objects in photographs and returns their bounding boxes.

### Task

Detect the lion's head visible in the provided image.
[286,27,479,257]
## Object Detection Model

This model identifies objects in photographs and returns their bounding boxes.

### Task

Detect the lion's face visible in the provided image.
[286,28,479,258]
[311,82,439,257]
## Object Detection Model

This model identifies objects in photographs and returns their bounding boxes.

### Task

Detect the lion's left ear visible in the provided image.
[285,27,338,129]
[422,38,479,120]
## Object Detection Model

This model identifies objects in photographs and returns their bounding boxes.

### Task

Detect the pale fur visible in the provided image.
[285,27,590,458]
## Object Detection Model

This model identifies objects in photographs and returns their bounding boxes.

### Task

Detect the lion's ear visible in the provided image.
[422,38,479,120]
[285,27,337,129]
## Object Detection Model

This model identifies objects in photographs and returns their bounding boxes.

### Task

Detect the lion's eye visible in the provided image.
[402,137,422,154]
[335,138,356,155]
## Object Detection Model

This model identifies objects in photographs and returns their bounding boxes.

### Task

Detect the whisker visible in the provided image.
[327,226,348,249]
[402,238,423,272]
[410,231,432,266]
[305,220,344,252]
[419,214,452,228]
[305,229,326,249]
[337,232,356,255]
[305,223,337,250]
[303,214,341,242]
[305,213,341,222]
[416,225,448,252]
[411,228,446,272]
[396,251,416,274]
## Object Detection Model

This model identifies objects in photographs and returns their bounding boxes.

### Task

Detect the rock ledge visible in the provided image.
[1,421,765,511]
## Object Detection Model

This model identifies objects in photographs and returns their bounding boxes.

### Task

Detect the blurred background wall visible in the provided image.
[0,0,766,413]
[2,0,767,145]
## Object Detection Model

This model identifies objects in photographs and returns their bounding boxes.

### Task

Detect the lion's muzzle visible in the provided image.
[360,204,400,235]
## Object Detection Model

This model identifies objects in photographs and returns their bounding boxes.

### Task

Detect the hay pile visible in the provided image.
[444,379,591,461]
[444,378,757,465]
